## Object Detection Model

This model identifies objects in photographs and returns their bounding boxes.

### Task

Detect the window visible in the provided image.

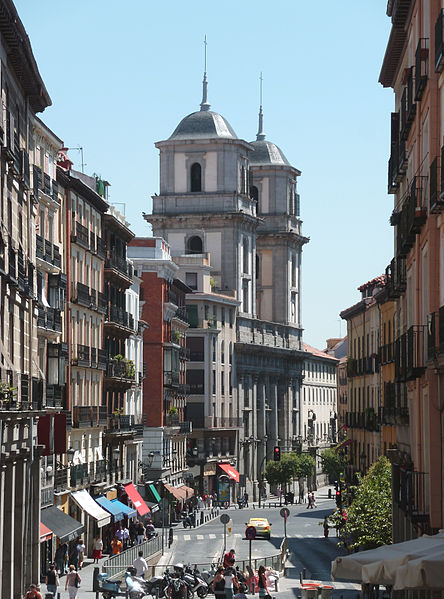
[187,369,204,394]
[250,185,259,207]
[243,237,249,274]
[187,337,204,361]
[242,280,249,313]
[190,163,202,192]
[187,235,203,254]
[185,272,197,290]
[221,341,225,364]
[221,371,225,395]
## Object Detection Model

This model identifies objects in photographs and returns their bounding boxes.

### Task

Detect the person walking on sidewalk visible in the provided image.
[92,533,103,563]
[45,563,59,597]
[133,550,148,578]
[257,566,269,599]
[212,566,226,599]
[307,491,312,509]
[65,564,81,599]
[224,564,239,599]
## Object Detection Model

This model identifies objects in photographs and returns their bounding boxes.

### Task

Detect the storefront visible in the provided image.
[39,523,54,580]
[71,489,111,556]
[41,505,84,575]
[217,464,240,504]
[123,482,151,519]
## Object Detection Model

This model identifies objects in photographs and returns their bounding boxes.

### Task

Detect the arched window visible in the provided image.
[186,236,203,254]
[190,162,202,192]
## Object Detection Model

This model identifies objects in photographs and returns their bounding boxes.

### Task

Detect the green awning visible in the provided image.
[149,483,161,503]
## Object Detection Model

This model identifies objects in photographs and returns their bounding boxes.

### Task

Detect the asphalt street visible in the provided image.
[43,487,361,599]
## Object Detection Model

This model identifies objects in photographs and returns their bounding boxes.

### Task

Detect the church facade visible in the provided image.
[147,75,308,499]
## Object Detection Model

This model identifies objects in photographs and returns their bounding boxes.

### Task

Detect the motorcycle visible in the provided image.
[145,568,173,598]
[183,565,209,598]
[97,569,146,599]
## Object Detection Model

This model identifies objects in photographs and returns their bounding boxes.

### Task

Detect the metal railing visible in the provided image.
[102,536,162,579]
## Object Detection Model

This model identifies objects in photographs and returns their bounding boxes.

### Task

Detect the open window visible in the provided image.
[190,162,202,192]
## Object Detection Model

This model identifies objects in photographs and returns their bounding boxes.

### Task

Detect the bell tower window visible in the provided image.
[186,236,203,255]
[190,163,202,192]
[250,186,259,210]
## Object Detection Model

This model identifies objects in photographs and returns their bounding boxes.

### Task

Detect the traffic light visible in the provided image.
[335,489,342,508]
[273,446,281,461]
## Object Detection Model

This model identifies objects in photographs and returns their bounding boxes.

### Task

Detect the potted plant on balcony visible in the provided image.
[167,405,179,426]
[210,276,216,290]
[124,359,135,379]
[173,330,182,343]
[0,381,16,407]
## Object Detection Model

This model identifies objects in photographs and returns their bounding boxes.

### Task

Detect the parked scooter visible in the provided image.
[184,565,209,598]
[145,568,173,598]
[98,569,146,599]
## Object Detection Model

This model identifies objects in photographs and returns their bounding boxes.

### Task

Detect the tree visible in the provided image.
[265,453,299,488]
[320,447,348,482]
[339,455,392,551]
[296,453,316,479]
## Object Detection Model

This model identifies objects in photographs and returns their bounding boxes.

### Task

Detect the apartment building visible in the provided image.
[175,253,241,497]
[380,0,444,540]
[301,343,338,485]
[0,1,54,595]
[128,237,191,494]
[340,277,384,479]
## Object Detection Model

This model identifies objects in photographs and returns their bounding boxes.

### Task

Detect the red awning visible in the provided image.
[164,483,184,501]
[218,463,240,482]
[335,439,354,453]
[124,483,150,517]
[40,522,53,543]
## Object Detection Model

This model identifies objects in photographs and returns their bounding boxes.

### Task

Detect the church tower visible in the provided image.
[147,74,308,501]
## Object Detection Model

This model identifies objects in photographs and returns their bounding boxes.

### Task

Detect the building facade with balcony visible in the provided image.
[0,1,55,595]
[380,0,443,541]
[340,276,385,480]
[177,255,240,496]
[146,77,308,500]
[128,237,191,489]
[301,343,338,485]
[56,164,110,552]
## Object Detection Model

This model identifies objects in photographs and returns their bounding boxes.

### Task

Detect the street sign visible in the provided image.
[220,514,230,525]
[280,507,290,519]
[245,525,257,540]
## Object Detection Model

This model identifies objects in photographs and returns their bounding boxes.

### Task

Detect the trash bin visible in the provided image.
[321,586,333,599]
[301,588,318,599]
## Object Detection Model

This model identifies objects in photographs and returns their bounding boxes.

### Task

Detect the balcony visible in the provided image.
[104,357,136,389]
[426,306,444,361]
[380,342,394,364]
[71,221,90,249]
[97,349,107,370]
[174,306,189,324]
[415,38,429,101]
[435,8,444,73]
[45,384,65,408]
[400,69,416,141]
[91,459,107,482]
[385,256,407,298]
[105,305,134,334]
[90,233,107,260]
[179,346,190,361]
[37,306,62,336]
[204,416,243,429]
[396,467,429,525]
[70,463,89,488]
[380,381,409,426]
[72,405,108,428]
[54,466,69,492]
[72,282,91,307]
[76,344,90,367]
[106,414,142,437]
[96,291,107,314]
[104,253,133,287]
[164,370,180,388]
[8,245,17,285]
[36,234,62,272]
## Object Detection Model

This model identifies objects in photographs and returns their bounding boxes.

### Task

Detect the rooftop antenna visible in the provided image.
[257,72,265,141]
[66,146,86,173]
[200,35,210,111]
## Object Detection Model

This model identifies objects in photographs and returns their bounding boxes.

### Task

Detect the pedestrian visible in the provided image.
[212,566,226,599]
[65,564,81,598]
[299,487,304,504]
[224,563,239,599]
[323,516,329,538]
[111,535,123,555]
[133,550,148,578]
[76,538,85,569]
[24,584,43,599]
[197,495,203,509]
[122,523,129,548]
[129,520,137,546]
[115,524,125,544]
[234,583,248,599]
[92,533,103,563]
[307,491,312,509]
[45,563,59,597]
[311,492,317,508]
[277,487,282,503]
[257,565,269,598]
[244,492,249,507]
[262,489,267,502]
[136,520,146,544]
[54,541,68,574]
[69,544,78,569]
[223,548,236,569]
[168,569,187,599]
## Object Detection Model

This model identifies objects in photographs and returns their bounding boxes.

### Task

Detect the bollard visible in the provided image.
[328,489,332,499]
[200,512,204,525]
[93,566,100,592]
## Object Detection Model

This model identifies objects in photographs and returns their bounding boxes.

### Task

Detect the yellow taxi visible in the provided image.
[245,517,272,539]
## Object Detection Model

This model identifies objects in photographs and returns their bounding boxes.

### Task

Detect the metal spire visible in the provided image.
[257,72,265,141]
[200,35,210,111]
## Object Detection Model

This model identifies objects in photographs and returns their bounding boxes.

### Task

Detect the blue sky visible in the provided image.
[15,1,394,349]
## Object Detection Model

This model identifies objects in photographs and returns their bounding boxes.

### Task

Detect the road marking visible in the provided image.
[184,535,191,541]
[197,534,204,540]
[209,534,216,539]
[234,533,242,538]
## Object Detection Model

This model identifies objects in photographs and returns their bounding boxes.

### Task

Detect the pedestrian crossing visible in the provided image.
[180,532,324,541]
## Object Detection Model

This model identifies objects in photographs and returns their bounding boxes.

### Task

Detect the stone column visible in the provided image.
[0,463,5,597]
[2,459,15,599]
[251,376,258,500]
[257,379,267,488]
[14,453,26,598]
[271,378,279,444]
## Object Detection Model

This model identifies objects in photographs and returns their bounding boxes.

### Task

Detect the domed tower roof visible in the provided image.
[248,105,290,166]
[169,72,238,141]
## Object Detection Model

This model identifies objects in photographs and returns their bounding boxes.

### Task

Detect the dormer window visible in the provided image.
[190,163,202,192]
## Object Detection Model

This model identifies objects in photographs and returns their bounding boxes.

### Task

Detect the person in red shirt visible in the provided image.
[25,584,43,599]
[223,549,235,569]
